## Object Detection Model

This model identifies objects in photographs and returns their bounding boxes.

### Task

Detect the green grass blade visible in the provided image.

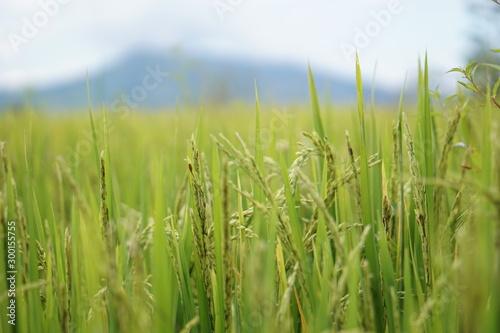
[355,52,384,333]
[308,65,325,139]
[86,72,100,173]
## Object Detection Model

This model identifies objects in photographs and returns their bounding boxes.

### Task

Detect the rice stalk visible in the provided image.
[403,112,431,290]
[99,150,110,243]
[222,161,234,332]
[187,138,213,316]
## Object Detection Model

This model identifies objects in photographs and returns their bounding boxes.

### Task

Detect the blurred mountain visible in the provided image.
[0,51,399,111]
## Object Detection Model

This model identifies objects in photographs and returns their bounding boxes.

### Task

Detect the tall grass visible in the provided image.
[1,61,500,333]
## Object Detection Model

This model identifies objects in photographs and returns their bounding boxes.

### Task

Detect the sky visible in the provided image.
[0,0,496,93]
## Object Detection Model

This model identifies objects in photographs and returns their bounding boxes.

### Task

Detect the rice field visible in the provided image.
[1,58,500,332]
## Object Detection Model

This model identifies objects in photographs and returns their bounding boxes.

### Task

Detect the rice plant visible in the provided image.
[0,56,500,333]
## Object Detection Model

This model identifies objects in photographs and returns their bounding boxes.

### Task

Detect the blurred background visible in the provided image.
[0,0,499,111]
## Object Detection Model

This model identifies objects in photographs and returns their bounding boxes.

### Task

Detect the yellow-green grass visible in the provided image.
[0,63,499,333]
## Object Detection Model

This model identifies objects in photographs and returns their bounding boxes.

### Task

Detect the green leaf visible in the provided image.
[355,52,366,140]
[253,82,266,240]
[308,65,325,139]
[479,63,500,72]
[355,52,385,333]
[458,81,480,93]
[86,72,100,173]
[492,76,500,96]
[447,67,464,74]
[465,61,478,77]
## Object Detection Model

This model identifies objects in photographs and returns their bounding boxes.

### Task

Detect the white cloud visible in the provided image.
[0,0,487,91]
